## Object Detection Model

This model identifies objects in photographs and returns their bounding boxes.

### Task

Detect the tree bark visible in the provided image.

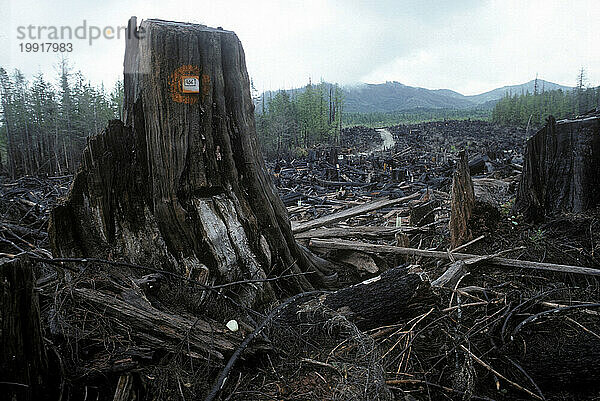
[450,150,474,248]
[0,256,48,400]
[515,113,600,220]
[319,265,433,329]
[49,18,334,308]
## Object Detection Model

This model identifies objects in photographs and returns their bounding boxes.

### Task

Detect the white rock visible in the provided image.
[226,319,239,332]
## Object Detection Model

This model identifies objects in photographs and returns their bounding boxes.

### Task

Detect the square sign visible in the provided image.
[182,76,200,93]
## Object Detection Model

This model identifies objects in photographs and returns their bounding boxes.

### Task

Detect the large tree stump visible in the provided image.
[49,18,333,308]
[0,257,48,400]
[515,113,600,220]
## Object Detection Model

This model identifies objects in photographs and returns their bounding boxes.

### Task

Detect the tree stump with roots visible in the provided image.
[49,17,335,309]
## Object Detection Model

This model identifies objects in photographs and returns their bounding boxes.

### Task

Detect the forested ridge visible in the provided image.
[255,72,599,157]
[2,65,599,177]
[0,60,123,177]
[492,73,600,127]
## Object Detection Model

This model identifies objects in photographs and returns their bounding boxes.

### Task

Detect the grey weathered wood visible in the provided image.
[450,150,474,248]
[309,239,600,276]
[294,225,424,240]
[49,18,334,309]
[112,374,133,401]
[431,260,467,288]
[515,114,600,219]
[0,257,48,400]
[292,192,420,234]
[68,286,241,362]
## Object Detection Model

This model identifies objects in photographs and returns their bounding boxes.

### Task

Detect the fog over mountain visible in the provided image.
[2,1,598,94]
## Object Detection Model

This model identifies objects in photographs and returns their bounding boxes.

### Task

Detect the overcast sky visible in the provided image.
[1,0,598,94]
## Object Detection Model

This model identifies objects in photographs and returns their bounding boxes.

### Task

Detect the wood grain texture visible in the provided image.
[49,18,334,308]
[515,114,600,220]
[0,257,48,400]
[449,150,474,248]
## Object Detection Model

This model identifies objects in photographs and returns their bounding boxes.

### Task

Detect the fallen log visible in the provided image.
[313,177,370,187]
[303,265,432,329]
[294,226,425,241]
[291,192,420,234]
[67,286,242,362]
[298,258,600,395]
[306,257,600,396]
[308,239,600,276]
[431,260,467,288]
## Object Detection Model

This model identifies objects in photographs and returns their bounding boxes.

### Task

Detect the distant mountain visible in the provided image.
[343,82,474,112]
[256,79,574,114]
[466,79,573,105]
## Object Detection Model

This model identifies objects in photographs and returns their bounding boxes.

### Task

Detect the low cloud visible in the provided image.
[1,0,597,93]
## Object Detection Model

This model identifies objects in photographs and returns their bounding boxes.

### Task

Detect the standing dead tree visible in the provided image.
[449,150,474,248]
[49,17,335,310]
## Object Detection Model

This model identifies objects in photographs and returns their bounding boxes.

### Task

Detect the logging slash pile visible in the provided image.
[1,18,600,401]
[3,113,600,401]
[0,175,71,257]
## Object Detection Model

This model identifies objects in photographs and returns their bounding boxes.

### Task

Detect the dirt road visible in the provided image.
[375,128,395,151]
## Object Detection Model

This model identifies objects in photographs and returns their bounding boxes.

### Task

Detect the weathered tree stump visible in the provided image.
[515,113,600,220]
[449,150,475,248]
[49,18,334,309]
[0,257,48,400]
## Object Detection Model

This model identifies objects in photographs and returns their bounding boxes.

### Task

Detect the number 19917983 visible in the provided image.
[20,42,73,52]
